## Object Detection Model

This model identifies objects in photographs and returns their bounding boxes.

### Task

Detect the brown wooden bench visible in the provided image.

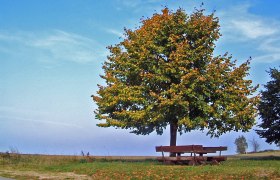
[155,145,227,165]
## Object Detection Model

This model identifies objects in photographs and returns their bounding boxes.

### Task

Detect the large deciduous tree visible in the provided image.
[256,68,280,145]
[92,8,259,150]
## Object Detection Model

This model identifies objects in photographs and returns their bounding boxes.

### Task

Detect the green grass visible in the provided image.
[1,152,280,179]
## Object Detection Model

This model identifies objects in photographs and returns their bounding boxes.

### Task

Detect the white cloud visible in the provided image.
[0,105,83,129]
[0,106,47,117]
[115,0,165,14]
[0,114,82,128]
[0,30,106,65]
[105,28,125,39]
[117,0,162,8]
[253,54,280,64]
[218,3,279,40]
[231,20,277,39]
[118,0,142,8]
[217,3,280,64]
[259,38,280,52]
[253,38,280,63]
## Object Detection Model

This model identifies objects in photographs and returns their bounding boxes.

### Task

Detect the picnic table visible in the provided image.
[156,145,227,165]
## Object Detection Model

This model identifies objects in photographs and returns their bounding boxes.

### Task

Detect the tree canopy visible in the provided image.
[234,135,248,154]
[92,8,259,147]
[256,68,280,145]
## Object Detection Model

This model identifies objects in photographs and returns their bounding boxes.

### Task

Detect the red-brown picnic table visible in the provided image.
[155,145,227,165]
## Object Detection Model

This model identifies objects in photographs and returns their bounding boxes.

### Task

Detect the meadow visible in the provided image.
[0,151,280,179]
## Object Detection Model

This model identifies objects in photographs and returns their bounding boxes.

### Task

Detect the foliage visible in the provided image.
[92,7,259,145]
[235,135,248,154]
[256,67,280,145]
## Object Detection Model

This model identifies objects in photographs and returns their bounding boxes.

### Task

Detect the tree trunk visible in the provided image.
[170,121,178,157]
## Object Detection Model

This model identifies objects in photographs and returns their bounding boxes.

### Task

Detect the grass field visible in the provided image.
[0,151,280,179]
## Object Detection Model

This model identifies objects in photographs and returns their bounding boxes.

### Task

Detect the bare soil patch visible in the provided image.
[0,170,90,180]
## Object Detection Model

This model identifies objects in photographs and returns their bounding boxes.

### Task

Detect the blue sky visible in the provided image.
[0,0,279,156]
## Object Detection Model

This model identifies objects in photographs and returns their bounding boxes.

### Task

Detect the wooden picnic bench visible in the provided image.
[155,145,227,165]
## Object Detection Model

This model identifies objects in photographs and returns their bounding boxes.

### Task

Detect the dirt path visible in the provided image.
[0,170,91,180]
